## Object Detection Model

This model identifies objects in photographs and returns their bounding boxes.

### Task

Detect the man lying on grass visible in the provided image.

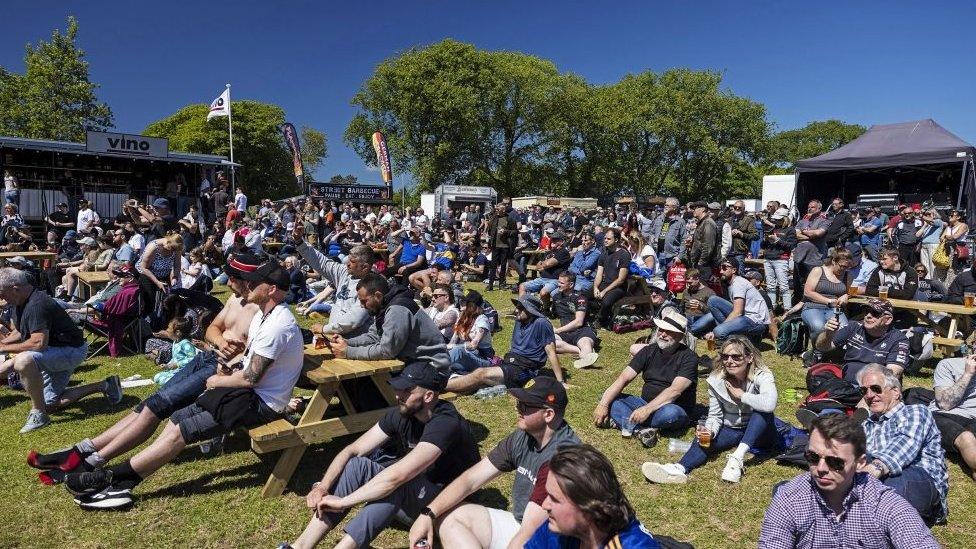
[60,256,304,510]
[280,361,479,549]
[27,256,259,483]
[408,375,579,549]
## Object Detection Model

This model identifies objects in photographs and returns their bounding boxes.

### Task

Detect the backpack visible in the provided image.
[666,260,687,293]
[776,315,808,357]
[804,363,862,410]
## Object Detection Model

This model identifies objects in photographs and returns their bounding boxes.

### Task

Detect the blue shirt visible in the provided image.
[399,239,427,264]
[509,316,555,364]
[850,258,879,287]
[569,247,601,281]
[114,243,134,264]
[859,217,884,248]
[525,518,660,549]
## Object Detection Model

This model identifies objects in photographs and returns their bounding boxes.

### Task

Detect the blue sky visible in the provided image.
[3,1,974,188]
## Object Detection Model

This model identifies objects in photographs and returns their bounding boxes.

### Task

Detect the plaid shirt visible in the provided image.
[864,403,948,522]
[759,472,940,548]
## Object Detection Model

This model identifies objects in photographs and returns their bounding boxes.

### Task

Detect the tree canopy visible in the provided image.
[767,119,867,170]
[0,16,113,141]
[144,101,327,199]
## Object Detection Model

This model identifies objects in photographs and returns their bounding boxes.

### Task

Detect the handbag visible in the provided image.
[933,241,951,269]
[955,242,970,259]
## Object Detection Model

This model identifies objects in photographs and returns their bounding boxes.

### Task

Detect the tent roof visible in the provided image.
[795,119,975,172]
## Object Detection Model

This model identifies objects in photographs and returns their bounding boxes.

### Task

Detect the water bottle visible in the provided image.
[668,438,692,454]
[475,384,508,399]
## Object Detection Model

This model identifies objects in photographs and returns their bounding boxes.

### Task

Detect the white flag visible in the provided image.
[207,88,230,121]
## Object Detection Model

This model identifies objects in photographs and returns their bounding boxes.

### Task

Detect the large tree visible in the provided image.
[144,101,327,199]
[0,16,113,141]
[767,119,866,170]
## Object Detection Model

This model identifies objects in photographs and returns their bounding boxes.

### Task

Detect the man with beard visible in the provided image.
[727,200,758,271]
[282,361,479,549]
[592,228,630,329]
[27,263,259,479]
[759,415,939,548]
[824,197,855,249]
[651,197,686,273]
[62,254,303,509]
[691,257,770,342]
[593,310,698,448]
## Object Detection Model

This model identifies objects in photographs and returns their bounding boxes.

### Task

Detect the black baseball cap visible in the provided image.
[224,252,288,290]
[508,376,568,412]
[389,362,447,392]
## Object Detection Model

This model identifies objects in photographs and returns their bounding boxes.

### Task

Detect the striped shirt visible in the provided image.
[759,472,939,548]
[863,403,948,522]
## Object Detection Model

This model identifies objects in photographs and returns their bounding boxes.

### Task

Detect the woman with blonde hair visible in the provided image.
[641,335,785,485]
[625,230,657,273]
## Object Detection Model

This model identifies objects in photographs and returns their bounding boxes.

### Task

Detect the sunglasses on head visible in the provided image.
[804,450,847,472]
[859,384,884,396]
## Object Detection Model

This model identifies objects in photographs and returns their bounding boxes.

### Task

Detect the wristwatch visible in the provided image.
[420,506,437,520]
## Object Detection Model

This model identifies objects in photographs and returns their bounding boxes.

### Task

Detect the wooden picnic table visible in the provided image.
[249,346,403,498]
[849,295,976,352]
[76,270,112,300]
[0,250,57,262]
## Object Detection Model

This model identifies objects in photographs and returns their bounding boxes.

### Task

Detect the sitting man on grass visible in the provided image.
[27,258,258,481]
[283,361,479,549]
[518,230,571,304]
[814,298,909,381]
[62,258,304,510]
[446,294,565,394]
[593,309,698,449]
[551,271,600,369]
[408,376,579,549]
[691,256,770,344]
[0,267,120,433]
[759,414,939,548]
[858,363,948,525]
[929,353,976,481]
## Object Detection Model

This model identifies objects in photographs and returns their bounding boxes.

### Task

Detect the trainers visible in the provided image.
[636,427,660,448]
[641,462,688,484]
[103,375,123,405]
[28,447,85,471]
[573,352,600,369]
[76,485,133,510]
[721,454,745,483]
[64,468,113,497]
[20,409,50,434]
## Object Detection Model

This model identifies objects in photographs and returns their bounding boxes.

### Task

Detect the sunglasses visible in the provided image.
[720,353,747,362]
[859,384,885,396]
[733,206,743,210]
[804,450,847,472]
[516,401,545,414]
[432,293,448,298]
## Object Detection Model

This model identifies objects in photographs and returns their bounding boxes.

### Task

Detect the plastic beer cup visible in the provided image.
[878,285,889,300]
[965,292,975,308]
[696,419,712,448]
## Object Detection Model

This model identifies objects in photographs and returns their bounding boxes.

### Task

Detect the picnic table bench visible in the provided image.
[76,270,112,300]
[0,250,57,263]
[849,295,976,353]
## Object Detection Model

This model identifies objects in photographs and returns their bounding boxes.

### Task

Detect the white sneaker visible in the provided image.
[721,454,745,483]
[573,352,600,369]
[641,462,688,484]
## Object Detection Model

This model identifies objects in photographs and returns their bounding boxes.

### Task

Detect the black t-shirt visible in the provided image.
[13,289,85,348]
[551,290,589,326]
[151,214,178,239]
[377,400,480,485]
[47,211,73,237]
[628,343,699,414]
[598,248,631,290]
[540,247,572,279]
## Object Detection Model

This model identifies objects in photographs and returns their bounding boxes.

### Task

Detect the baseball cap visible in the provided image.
[743,269,764,282]
[64,230,77,239]
[57,202,68,208]
[771,207,790,220]
[152,198,170,209]
[550,231,566,241]
[648,279,668,293]
[707,201,722,210]
[77,237,96,246]
[224,252,274,282]
[865,298,893,316]
[389,361,448,392]
[508,376,568,412]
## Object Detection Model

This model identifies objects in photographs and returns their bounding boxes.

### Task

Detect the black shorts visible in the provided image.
[498,354,545,388]
[558,327,598,347]
[932,411,976,452]
[171,400,280,444]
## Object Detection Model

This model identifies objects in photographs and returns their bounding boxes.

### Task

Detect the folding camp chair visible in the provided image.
[82,292,146,358]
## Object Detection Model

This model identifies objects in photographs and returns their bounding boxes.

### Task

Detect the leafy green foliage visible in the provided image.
[0,16,114,141]
[767,119,866,170]
[144,101,327,200]
[299,126,327,176]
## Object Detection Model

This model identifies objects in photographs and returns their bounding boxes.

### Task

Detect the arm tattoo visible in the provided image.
[935,372,974,411]
[243,354,275,384]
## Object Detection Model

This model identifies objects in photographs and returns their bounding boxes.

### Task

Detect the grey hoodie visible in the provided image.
[296,241,370,338]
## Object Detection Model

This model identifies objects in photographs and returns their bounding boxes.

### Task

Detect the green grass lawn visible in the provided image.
[2,283,975,548]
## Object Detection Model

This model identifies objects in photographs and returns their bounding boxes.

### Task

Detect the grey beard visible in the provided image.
[656,336,679,352]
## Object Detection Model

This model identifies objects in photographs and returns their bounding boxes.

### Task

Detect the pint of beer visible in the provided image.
[878,285,889,300]
[966,292,975,308]
[697,419,712,448]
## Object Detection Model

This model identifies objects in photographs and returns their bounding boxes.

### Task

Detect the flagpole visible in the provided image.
[226,83,235,196]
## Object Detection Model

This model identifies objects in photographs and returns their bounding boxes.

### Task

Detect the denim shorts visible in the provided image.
[136,351,217,419]
[24,343,89,406]
[522,278,558,294]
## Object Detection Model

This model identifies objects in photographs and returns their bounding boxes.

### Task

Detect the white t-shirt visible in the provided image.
[128,233,146,253]
[235,191,247,212]
[77,208,99,232]
[470,314,493,350]
[221,229,236,250]
[245,304,304,412]
[728,276,770,325]
[425,305,459,341]
[636,244,657,267]
[4,174,17,191]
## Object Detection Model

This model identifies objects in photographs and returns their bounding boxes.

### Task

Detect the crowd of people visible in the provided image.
[3,180,974,548]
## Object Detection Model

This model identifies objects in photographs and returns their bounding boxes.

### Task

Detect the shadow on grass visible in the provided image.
[0,391,28,409]
[55,394,142,421]
[139,461,267,500]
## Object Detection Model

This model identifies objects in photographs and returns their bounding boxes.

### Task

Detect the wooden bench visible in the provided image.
[77,270,112,301]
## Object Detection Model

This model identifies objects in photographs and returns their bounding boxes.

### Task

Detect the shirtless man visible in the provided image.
[27,263,259,481]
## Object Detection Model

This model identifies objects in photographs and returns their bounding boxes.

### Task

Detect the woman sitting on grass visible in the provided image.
[641,335,786,485]
[446,289,495,374]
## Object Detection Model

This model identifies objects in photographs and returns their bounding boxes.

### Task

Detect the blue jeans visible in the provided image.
[609,394,690,432]
[801,306,848,345]
[763,258,792,309]
[25,343,89,406]
[522,278,558,294]
[138,351,217,419]
[574,278,594,293]
[449,345,493,374]
[4,189,19,206]
[879,464,942,524]
[691,295,767,339]
[678,411,784,472]
[307,302,332,314]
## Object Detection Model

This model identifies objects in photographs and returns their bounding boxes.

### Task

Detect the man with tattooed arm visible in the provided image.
[929,353,976,481]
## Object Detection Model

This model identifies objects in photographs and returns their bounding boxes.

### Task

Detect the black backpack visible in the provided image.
[776,315,808,357]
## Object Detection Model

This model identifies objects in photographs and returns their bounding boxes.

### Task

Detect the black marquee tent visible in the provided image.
[794,119,976,224]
